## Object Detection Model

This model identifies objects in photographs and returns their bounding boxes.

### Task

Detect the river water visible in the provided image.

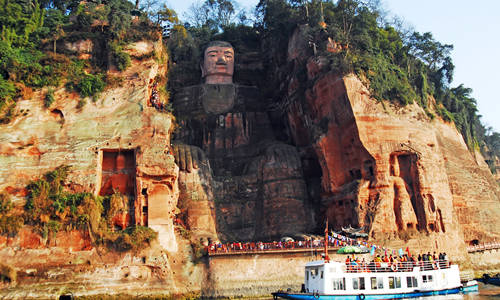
[262,283,500,300]
[463,283,500,300]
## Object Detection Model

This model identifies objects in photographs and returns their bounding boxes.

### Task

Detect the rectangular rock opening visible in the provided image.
[99,149,137,227]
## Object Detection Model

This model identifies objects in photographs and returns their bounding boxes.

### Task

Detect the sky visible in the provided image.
[167,0,500,133]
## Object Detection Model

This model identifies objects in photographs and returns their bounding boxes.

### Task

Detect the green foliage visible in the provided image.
[0,41,69,92]
[107,0,134,38]
[77,73,105,98]
[166,24,203,88]
[113,51,131,71]
[22,166,157,252]
[104,226,158,252]
[184,0,236,32]
[0,0,44,47]
[109,41,131,71]
[24,165,104,236]
[64,60,105,99]
[0,78,16,109]
[44,87,55,107]
[250,0,500,158]
[0,0,161,122]
[0,193,23,236]
[0,193,13,214]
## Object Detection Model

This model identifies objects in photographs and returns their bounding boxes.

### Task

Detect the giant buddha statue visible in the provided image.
[172,41,311,242]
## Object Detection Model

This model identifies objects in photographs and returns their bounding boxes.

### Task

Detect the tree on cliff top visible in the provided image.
[0,0,165,118]
[250,0,497,161]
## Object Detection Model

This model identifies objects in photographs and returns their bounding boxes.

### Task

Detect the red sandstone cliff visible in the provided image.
[0,29,499,298]
[285,26,500,258]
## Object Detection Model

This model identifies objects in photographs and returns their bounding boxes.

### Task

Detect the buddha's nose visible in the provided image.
[216,56,226,64]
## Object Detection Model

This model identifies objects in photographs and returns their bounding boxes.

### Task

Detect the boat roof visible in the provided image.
[305,260,343,267]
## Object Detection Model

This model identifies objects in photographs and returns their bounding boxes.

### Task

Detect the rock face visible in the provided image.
[169,31,500,253]
[173,83,311,241]
[0,29,499,298]
[0,40,179,252]
[171,42,311,242]
[282,27,500,253]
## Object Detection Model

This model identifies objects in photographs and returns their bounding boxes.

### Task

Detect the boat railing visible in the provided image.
[343,259,451,273]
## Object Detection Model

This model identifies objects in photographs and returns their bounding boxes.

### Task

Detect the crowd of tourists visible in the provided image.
[207,239,334,254]
[149,82,170,112]
[344,252,450,273]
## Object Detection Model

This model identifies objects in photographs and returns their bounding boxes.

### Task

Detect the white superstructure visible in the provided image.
[304,259,461,296]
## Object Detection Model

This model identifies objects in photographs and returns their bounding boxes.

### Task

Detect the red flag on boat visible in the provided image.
[324,219,330,262]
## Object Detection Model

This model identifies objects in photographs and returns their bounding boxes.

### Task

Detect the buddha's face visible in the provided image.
[202,46,234,84]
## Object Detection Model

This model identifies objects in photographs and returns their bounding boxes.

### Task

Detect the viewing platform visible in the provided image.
[467,242,500,253]
[208,241,341,256]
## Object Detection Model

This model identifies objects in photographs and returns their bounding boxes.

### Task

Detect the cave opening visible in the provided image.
[469,239,479,246]
[99,149,137,227]
[392,152,426,231]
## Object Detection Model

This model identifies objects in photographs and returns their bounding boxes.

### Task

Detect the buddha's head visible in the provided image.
[116,152,126,171]
[201,41,234,84]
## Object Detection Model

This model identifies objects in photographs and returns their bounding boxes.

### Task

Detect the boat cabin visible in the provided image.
[304,260,461,295]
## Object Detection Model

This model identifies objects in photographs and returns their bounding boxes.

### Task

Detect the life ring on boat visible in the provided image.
[459,286,464,292]
[359,293,366,300]
[314,292,320,299]
[432,262,438,270]
[390,264,397,271]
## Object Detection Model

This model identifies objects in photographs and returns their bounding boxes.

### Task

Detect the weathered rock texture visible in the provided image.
[283,26,500,254]
[173,83,311,241]
[0,40,205,296]
[0,40,180,251]
[0,28,499,298]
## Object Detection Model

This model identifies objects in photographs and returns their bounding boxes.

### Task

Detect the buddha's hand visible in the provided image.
[172,143,207,172]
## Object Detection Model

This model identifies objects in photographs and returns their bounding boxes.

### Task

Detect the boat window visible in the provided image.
[321,271,324,279]
[389,277,402,289]
[306,271,309,281]
[422,275,433,283]
[395,277,401,288]
[332,278,346,290]
[353,278,365,290]
[371,277,383,289]
[407,276,418,288]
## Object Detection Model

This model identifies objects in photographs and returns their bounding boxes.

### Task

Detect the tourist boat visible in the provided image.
[272,258,478,300]
[273,223,478,300]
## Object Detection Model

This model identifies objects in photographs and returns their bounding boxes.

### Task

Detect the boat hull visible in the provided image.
[462,283,478,293]
[273,287,463,300]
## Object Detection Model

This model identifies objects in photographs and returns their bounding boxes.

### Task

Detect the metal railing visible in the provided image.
[343,259,451,273]
[467,242,500,253]
[207,240,342,255]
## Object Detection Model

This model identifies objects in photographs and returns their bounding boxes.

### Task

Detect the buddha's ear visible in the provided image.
[200,62,206,78]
